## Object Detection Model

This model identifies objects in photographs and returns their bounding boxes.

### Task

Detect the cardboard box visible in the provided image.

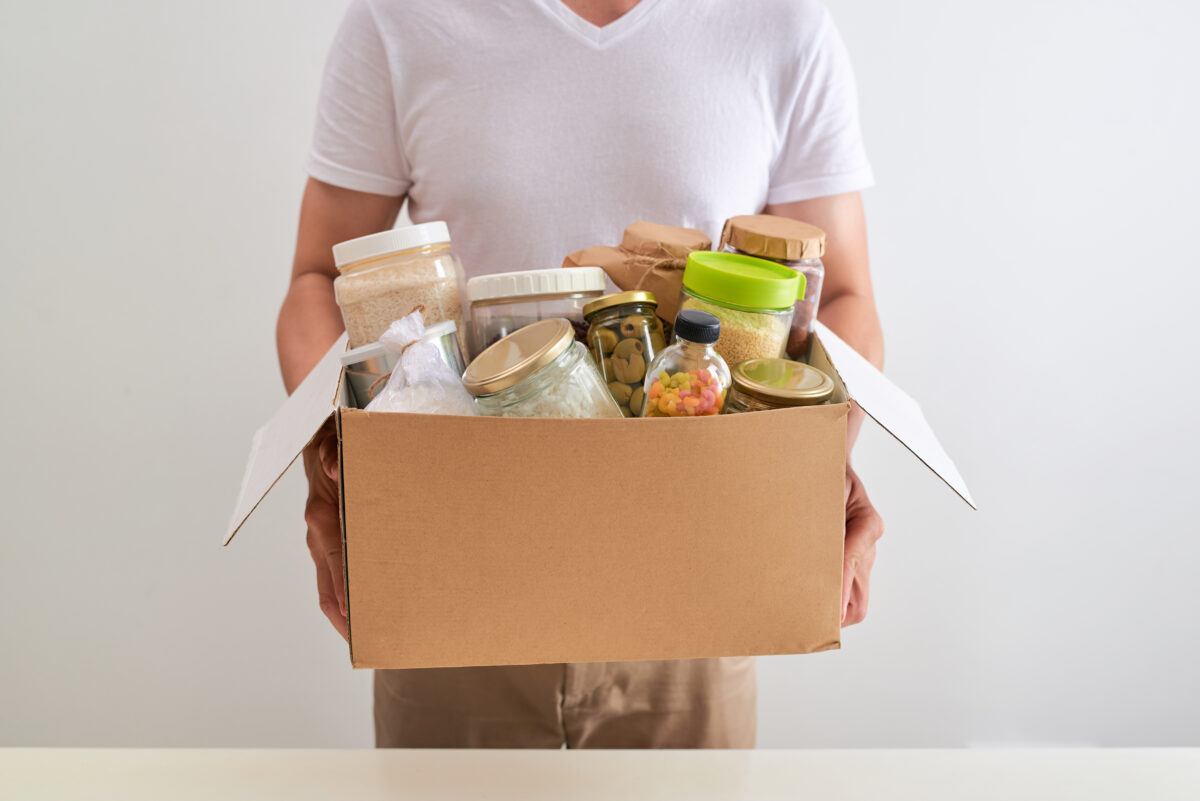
[226,323,973,669]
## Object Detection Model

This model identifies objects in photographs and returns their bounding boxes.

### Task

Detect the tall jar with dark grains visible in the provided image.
[332,222,467,351]
[582,291,666,417]
[720,214,826,362]
[678,251,804,368]
[466,267,607,358]
[724,358,835,414]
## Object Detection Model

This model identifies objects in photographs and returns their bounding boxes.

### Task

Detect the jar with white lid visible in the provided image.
[462,318,622,419]
[719,215,826,362]
[466,267,607,358]
[723,358,835,414]
[332,221,467,351]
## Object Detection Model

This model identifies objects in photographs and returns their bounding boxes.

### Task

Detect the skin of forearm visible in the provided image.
[278,179,404,395]
[817,290,884,453]
[276,272,345,395]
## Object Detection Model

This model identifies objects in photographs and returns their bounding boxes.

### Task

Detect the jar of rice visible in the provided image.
[677,251,805,367]
[462,318,622,419]
[332,221,467,351]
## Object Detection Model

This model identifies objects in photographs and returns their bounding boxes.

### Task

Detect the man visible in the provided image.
[279,0,884,748]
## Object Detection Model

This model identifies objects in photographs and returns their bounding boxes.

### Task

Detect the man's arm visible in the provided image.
[764,191,885,626]
[278,178,404,392]
[279,177,404,638]
[765,191,883,446]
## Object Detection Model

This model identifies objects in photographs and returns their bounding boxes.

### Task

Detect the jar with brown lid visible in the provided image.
[333,222,467,351]
[583,291,666,417]
[720,215,826,362]
[723,358,835,413]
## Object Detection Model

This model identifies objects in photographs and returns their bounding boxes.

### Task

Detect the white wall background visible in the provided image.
[1,0,1197,747]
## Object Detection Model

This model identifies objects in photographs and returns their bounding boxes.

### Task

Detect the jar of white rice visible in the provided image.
[462,318,622,419]
[333,222,467,352]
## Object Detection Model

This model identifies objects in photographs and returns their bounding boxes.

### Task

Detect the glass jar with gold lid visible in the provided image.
[462,318,622,419]
[583,290,667,417]
[724,358,835,413]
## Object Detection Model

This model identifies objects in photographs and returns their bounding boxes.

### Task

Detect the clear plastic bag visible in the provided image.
[364,310,478,416]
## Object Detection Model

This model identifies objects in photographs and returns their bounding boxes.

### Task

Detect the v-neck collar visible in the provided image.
[532,0,666,49]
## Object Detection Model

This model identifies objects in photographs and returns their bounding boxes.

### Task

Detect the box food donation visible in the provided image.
[225,322,974,669]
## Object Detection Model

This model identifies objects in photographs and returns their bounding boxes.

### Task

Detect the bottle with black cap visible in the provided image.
[641,309,732,417]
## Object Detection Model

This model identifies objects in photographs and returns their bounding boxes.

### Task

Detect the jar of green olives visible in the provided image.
[582,291,667,417]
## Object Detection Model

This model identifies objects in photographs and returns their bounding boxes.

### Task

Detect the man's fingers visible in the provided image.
[841,558,857,624]
[325,547,347,617]
[319,433,339,483]
[314,558,349,641]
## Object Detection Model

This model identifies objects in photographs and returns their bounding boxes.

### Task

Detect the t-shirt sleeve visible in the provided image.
[307,0,410,197]
[767,8,874,205]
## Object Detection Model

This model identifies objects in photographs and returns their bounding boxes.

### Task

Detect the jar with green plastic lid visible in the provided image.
[724,358,835,414]
[678,251,806,367]
[720,215,826,362]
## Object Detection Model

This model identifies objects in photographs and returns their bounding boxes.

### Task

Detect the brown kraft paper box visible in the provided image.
[225,323,974,669]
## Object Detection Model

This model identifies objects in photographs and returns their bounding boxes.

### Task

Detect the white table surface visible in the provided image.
[2,748,1197,801]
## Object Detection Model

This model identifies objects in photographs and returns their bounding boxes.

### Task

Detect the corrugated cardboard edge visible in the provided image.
[223,334,349,546]
[814,322,976,509]
[336,407,353,663]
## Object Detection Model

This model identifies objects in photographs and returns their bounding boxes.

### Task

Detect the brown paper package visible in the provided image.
[563,221,712,323]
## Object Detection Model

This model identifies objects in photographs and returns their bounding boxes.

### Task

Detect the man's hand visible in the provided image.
[841,464,884,626]
[281,179,403,639]
[302,420,348,640]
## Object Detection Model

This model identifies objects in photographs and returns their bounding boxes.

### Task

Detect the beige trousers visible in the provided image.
[374,657,756,748]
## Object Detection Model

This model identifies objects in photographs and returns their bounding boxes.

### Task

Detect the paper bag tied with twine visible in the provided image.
[563,221,712,323]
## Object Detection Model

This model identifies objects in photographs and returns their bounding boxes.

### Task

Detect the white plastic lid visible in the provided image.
[338,319,459,366]
[332,221,452,269]
[466,267,607,303]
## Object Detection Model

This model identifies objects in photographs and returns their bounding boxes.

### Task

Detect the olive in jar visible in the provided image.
[583,291,666,417]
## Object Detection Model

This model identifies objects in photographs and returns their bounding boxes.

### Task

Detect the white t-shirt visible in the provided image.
[308,0,873,279]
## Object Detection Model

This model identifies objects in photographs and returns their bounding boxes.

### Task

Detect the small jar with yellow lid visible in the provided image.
[583,291,667,417]
[723,358,835,413]
[720,215,826,362]
[462,318,622,419]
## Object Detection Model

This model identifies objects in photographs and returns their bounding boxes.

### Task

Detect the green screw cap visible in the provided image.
[682,251,805,312]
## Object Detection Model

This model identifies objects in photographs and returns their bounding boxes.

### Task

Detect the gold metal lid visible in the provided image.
[731,358,834,406]
[582,290,658,319]
[720,215,826,261]
[462,318,574,396]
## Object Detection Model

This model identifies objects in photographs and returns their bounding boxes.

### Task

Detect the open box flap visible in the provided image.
[223,334,349,545]
[814,322,975,509]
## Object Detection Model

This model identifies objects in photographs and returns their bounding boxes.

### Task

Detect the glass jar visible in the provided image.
[466,267,607,358]
[582,291,667,417]
[677,251,804,368]
[339,320,466,409]
[462,318,622,419]
[641,310,731,417]
[720,215,826,362]
[332,221,467,351]
[724,358,835,414]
